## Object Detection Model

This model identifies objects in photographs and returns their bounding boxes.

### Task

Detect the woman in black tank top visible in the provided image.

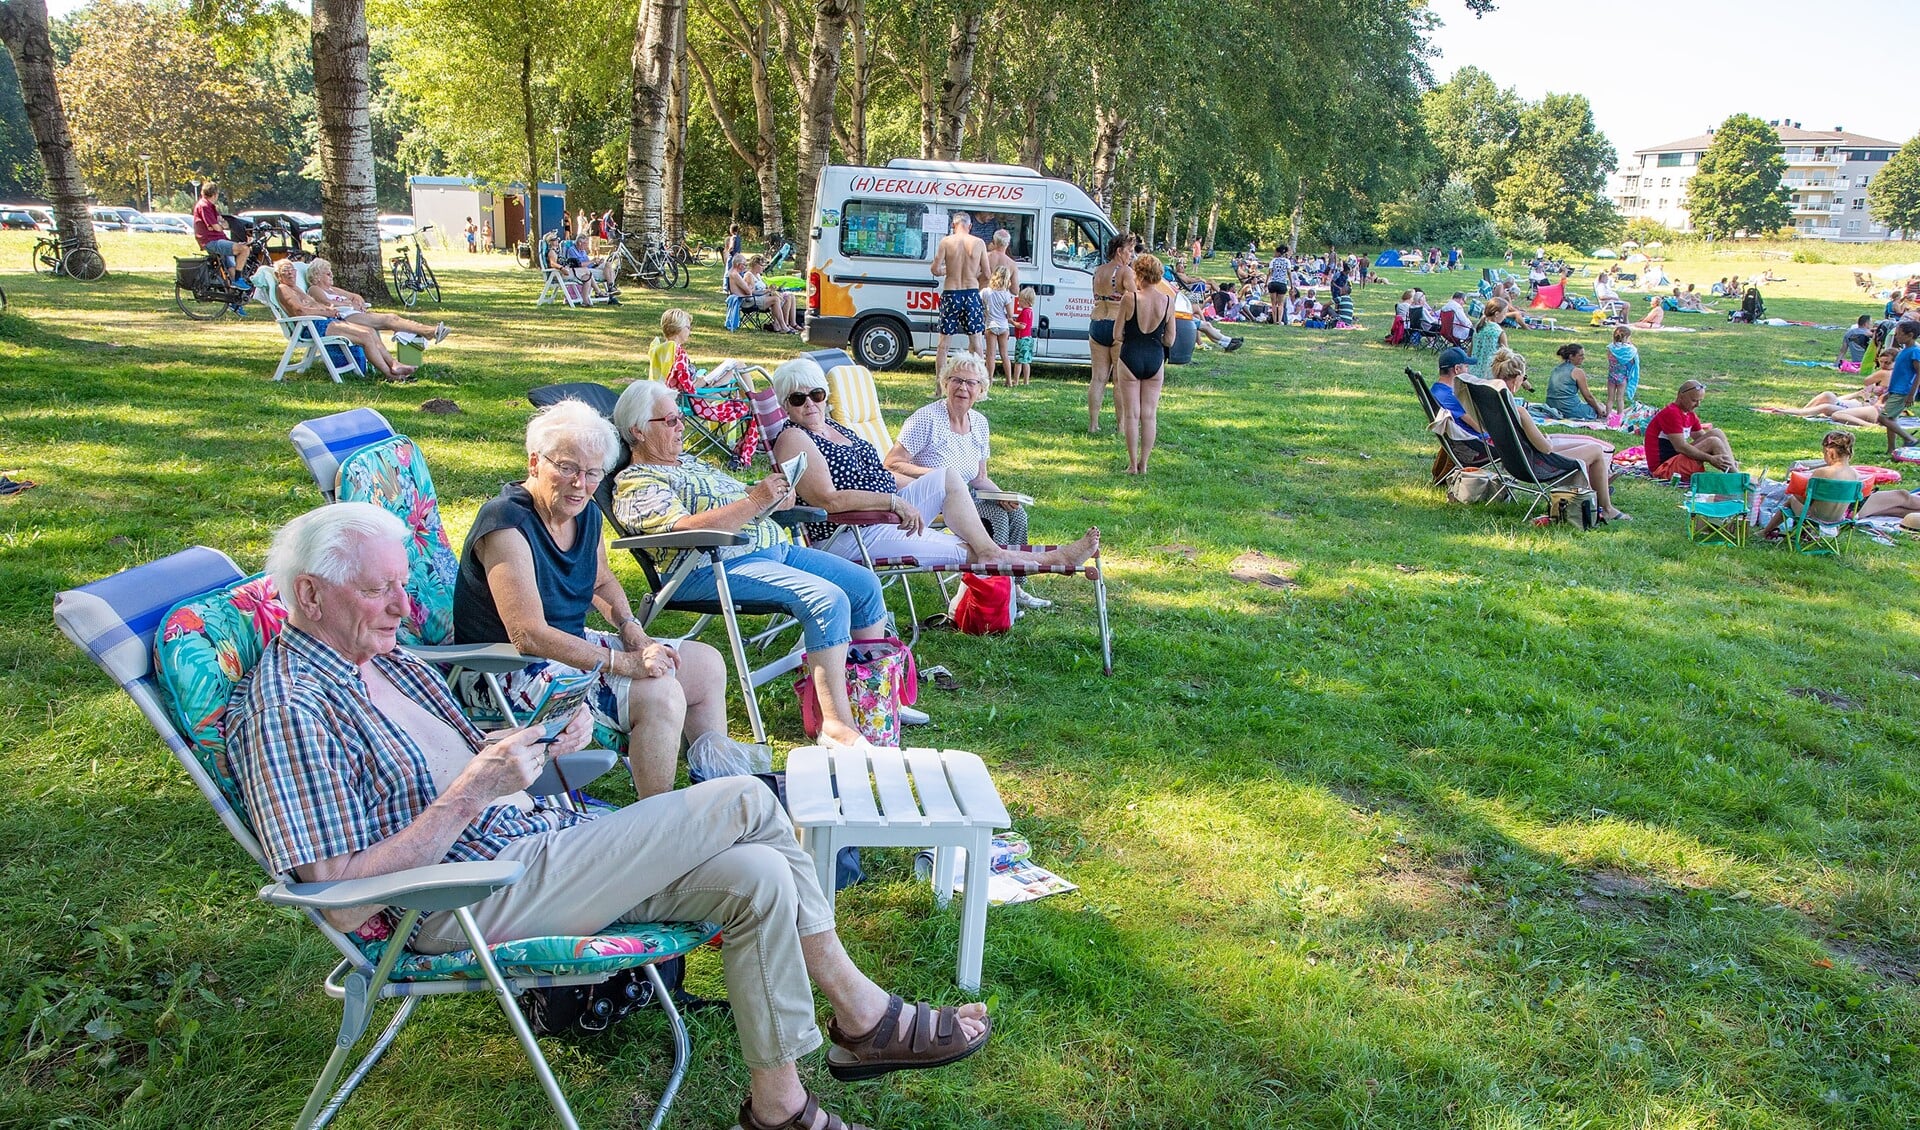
[1113,252,1175,475]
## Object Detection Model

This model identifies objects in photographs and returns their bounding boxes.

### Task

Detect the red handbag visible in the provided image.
[950,574,1014,634]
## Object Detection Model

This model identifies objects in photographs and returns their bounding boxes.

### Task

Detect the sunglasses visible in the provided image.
[786,388,828,407]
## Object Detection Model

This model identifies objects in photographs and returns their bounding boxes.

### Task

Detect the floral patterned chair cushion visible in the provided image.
[335,435,457,647]
[152,573,288,813]
[354,918,721,982]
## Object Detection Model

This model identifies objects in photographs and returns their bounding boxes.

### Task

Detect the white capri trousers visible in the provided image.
[820,466,971,567]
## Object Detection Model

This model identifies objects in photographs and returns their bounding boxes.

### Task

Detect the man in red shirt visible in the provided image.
[191,182,255,286]
[1645,380,1738,480]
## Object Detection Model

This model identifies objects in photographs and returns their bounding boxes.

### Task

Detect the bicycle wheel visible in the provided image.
[176,282,228,321]
[671,258,690,289]
[392,260,418,307]
[421,260,440,303]
[62,246,107,282]
[514,241,533,270]
[31,242,53,276]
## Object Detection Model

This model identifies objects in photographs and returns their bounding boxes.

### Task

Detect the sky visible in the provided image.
[41,0,1916,163]
[1423,0,1913,161]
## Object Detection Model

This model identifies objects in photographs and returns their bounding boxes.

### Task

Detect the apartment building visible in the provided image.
[1609,122,1903,241]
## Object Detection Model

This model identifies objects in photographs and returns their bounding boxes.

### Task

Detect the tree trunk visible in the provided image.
[688,41,783,240]
[1205,199,1219,253]
[833,0,867,165]
[1167,205,1180,252]
[0,0,97,253]
[1287,176,1306,255]
[932,9,982,161]
[311,0,386,297]
[791,0,853,251]
[521,41,541,246]
[664,8,689,246]
[1143,183,1156,247]
[1016,78,1055,172]
[1088,100,1125,215]
[625,0,684,240]
[916,25,936,159]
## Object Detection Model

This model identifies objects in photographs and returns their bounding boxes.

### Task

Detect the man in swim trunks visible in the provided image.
[932,211,989,381]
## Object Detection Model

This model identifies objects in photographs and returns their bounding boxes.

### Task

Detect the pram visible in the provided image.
[1730,287,1765,324]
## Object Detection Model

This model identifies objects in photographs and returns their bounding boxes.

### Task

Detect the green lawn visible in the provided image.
[2,234,1916,1129]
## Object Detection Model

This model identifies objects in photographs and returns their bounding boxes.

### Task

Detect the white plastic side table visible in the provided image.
[785,746,1011,991]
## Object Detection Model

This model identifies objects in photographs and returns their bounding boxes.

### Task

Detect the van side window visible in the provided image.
[839,200,934,260]
[965,211,1037,261]
[1052,215,1105,273]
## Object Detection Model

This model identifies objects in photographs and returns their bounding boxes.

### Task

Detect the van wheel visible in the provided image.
[851,317,910,371]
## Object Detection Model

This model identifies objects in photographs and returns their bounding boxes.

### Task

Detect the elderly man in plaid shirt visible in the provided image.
[225,503,990,1130]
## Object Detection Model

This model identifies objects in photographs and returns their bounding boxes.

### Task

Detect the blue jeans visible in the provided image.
[205,238,237,271]
[672,541,886,651]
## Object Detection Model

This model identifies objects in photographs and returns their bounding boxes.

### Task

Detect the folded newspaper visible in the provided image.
[914,832,1078,906]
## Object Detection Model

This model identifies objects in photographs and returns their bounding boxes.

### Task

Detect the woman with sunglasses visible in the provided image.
[768,356,1099,571]
[451,400,760,797]
[610,381,891,749]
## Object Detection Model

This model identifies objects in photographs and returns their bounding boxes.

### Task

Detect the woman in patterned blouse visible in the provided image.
[610,380,889,748]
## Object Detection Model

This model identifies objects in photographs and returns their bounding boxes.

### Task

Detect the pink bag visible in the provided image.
[794,637,916,745]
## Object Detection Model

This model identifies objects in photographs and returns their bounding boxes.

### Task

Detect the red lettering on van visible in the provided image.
[905,289,940,312]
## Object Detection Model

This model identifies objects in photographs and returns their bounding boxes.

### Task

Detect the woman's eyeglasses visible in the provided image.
[540,453,607,484]
[786,388,829,407]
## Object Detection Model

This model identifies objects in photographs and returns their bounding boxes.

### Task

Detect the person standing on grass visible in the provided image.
[1646,380,1738,480]
[930,212,989,388]
[464,217,477,253]
[1878,321,1920,456]
[1114,253,1175,475]
[1606,326,1640,421]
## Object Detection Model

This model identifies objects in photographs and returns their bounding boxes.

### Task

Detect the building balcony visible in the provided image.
[1787,154,1842,166]
[1783,179,1832,189]
[1799,225,1843,238]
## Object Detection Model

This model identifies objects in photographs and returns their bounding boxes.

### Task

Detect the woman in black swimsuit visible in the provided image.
[1114,253,1175,475]
[1087,234,1134,435]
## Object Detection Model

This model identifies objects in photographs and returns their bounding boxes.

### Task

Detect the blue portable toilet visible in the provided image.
[1374,249,1403,267]
[536,182,567,238]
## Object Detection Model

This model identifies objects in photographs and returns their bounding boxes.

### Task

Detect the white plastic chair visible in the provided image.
[252,264,363,382]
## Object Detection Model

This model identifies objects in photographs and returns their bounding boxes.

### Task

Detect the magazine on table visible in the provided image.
[973,489,1034,506]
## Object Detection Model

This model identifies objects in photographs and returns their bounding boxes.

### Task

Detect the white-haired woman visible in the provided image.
[451,399,753,798]
[883,353,1048,610]
[769,356,1099,571]
[610,381,891,748]
[304,258,449,343]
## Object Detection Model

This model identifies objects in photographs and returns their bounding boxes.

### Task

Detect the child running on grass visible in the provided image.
[1606,325,1640,425]
[1010,287,1036,386]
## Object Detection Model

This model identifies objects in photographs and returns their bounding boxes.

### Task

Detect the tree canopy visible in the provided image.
[1866,134,1920,240]
[1684,113,1790,240]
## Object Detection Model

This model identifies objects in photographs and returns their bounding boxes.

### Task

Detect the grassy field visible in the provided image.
[1,231,1917,1129]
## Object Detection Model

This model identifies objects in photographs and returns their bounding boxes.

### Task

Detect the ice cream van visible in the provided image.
[802,160,1120,369]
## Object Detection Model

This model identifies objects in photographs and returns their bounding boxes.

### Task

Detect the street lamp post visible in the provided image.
[139,154,153,213]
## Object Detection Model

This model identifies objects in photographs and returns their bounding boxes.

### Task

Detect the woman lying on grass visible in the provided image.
[1758,354,1890,426]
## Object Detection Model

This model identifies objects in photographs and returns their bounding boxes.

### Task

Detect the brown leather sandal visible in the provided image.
[825,993,991,1082]
[736,1091,872,1130]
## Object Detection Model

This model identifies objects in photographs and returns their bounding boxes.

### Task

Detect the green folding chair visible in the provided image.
[1683,471,1754,546]
[1785,476,1865,556]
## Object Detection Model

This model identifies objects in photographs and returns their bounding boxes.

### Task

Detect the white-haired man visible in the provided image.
[226,503,990,1130]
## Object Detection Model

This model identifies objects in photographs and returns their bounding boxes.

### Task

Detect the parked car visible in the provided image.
[87,206,126,231]
[104,207,171,233]
[0,209,39,230]
[376,213,416,241]
[0,204,55,230]
[145,211,192,234]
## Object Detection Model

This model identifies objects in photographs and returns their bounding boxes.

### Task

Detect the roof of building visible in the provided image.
[1634,126,1900,155]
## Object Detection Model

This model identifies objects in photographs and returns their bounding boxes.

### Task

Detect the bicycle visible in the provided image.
[606,227,686,290]
[390,225,440,307]
[173,224,275,321]
[668,237,711,267]
[30,232,107,282]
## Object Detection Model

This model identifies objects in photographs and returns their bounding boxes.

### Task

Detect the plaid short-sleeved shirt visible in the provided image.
[612,455,788,575]
[225,625,586,876]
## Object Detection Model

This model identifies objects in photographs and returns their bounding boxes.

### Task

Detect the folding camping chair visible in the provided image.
[649,337,769,470]
[1406,368,1494,488]
[1683,470,1754,546]
[724,287,774,333]
[781,352,1116,674]
[526,382,816,743]
[1783,476,1864,556]
[52,548,716,1130]
[1462,380,1587,523]
[289,411,543,734]
[253,264,364,382]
